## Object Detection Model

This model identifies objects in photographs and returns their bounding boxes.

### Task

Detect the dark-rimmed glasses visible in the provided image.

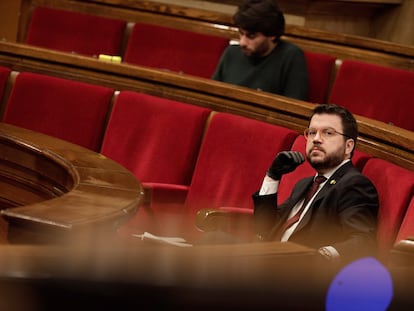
[304,127,353,140]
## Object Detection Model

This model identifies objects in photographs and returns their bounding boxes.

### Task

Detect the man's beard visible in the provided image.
[241,42,270,58]
[307,148,344,171]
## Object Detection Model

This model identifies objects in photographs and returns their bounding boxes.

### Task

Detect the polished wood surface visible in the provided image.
[0,239,411,309]
[0,123,143,244]
[0,241,331,309]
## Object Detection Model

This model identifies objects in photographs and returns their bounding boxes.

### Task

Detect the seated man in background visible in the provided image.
[212,0,309,101]
[254,104,379,262]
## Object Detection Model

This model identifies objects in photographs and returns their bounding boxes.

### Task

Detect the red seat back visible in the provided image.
[329,60,414,131]
[278,135,372,204]
[3,72,114,151]
[304,51,336,104]
[26,7,126,56]
[124,23,229,78]
[185,113,298,215]
[101,91,211,186]
[395,196,414,243]
[362,158,414,260]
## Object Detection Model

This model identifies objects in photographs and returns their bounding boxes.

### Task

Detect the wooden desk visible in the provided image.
[0,123,143,244]
[0,240,330,309]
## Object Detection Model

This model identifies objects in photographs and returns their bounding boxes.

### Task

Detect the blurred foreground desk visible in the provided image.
[0,123,143,244]
[0,240,330,310]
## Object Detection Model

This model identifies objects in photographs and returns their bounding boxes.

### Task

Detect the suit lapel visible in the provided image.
[293,161,354,233]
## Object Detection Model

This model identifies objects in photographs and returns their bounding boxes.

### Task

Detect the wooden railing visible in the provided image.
[0,122,143,244]
[0,41,413,173]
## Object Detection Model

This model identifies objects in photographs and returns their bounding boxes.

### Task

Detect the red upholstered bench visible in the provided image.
[124,23,229,78]
[25,6,126,57]
[304,51,336,104]
[100,91,211,236]
[3,72,114,151]
[362,158,414,262]
[395,196,414,243]
[126,112,299,240]
[329,60,414,131]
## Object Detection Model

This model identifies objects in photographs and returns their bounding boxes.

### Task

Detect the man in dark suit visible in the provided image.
[253,104,379,261]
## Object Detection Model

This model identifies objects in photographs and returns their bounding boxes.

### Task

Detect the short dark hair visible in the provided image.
[310,104,358,155]
[233,0,285,41]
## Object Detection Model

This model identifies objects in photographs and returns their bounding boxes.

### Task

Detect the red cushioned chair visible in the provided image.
[100,91,211,235]
[0,66,11,102]
[277,135,372,204]
[143,112,298,241]
[362,158,414,262]
[124,23,229,78]
[26,6,126,57]
[304,51,336,104]
[395,196,414,243]
[3,72,114,151]
[329,60,414,131]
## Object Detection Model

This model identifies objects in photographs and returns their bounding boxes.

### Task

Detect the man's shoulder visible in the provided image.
[277,40,305,54]
[334,163,376,188]
[223,43,242,54]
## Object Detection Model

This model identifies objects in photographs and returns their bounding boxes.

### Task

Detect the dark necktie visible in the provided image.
[274,175,327,240]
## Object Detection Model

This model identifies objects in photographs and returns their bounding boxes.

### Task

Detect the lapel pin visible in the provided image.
[330,180,337,185]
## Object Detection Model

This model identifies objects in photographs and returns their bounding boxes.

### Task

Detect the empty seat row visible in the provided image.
[329,60,414,131]
[23,6,336,104]
[22,6,414,132]
[2,71,114,151]
[25,7,229,79]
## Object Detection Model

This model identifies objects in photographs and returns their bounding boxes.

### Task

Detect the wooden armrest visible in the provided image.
[389,237,414,267]
[195,208,255,238]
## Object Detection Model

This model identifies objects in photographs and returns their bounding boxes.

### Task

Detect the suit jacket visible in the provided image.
[253,162,379,259]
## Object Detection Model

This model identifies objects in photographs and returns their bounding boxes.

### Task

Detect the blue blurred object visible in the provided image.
[326,257,393,311]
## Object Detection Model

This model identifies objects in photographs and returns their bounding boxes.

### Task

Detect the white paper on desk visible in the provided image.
[132,231,193,247]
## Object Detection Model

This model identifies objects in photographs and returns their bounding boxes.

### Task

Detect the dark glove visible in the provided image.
[266,151,305,180]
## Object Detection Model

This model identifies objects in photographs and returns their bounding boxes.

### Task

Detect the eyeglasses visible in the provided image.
[304,127,353,140]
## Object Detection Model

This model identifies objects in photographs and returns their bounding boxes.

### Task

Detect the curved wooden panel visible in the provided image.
[0,123,143,244]
[0,128,75,208]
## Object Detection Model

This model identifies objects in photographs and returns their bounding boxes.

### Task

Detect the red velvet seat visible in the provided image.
[3,72,114,151]
[0,66,11,102]
[395,196,414,243]
[304,51,336,104]
[133,112,298,240]
[124,23,229,78]
[278,135,372,204]
[362,158,414,262]
[101,90,211,187]
[100,91,211,236]
[26,7,126,57]
[329,60,414,131]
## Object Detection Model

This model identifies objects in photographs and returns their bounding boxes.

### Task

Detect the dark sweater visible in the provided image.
[212,40,309,101]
